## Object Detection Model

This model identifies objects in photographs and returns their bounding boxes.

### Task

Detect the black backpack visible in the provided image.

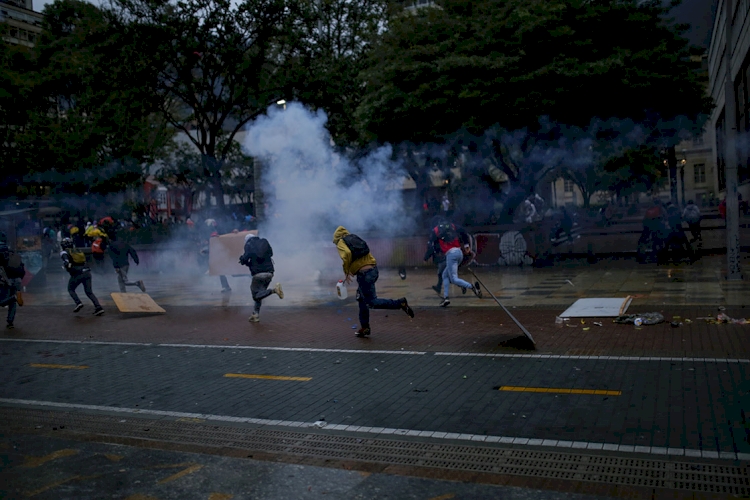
[437,222,458,242]
[4,251,25,280]
[343,234,370,261]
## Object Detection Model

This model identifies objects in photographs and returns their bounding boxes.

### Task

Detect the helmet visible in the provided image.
[69,226,79,235]
[244,233,257,243]
[61,238,74,249]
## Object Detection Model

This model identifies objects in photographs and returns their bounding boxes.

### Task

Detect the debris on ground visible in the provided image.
[613,312,665,325]
[593,322,603,327]
[708,313,750,325]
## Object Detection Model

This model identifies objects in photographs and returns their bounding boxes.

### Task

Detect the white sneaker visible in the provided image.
[248,314,260,323]
[274,283,283,299]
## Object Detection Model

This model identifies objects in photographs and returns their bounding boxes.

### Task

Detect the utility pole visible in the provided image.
[667,146,678,205]
[723,0,742,279]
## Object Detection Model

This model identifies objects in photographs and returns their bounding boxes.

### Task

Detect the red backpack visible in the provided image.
[434,223,460,254]
[91,238,105,254]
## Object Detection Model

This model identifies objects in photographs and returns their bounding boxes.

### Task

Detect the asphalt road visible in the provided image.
[2,339,747,457]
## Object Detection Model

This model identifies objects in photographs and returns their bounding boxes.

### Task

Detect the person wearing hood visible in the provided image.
[107,232,145,293]
[239,233,283,323]
[332,226,414,338]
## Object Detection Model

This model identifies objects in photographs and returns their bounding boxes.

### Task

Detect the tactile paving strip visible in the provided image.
[2,407,748,495]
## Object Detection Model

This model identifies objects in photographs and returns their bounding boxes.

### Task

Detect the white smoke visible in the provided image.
[243,102,412,284]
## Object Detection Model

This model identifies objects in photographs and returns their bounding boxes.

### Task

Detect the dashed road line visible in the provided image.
[29,363,89,370]
[496,386,622,396]
[224,373,311,381]
[2,338,748,362]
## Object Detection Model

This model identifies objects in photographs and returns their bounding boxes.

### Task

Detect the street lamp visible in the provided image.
[276,99,286,110]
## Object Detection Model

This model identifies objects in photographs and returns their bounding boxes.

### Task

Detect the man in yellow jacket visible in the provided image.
[333,226,414,338]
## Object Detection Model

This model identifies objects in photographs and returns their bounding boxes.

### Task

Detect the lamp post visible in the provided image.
[276,99,286,110]
[679,150,687,207]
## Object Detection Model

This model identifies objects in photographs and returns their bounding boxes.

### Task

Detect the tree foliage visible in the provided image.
[0,0,172,197]
[356,0,712,216]
[358,0,711,143]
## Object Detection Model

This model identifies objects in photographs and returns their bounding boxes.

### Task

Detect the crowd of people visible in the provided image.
[637,198,701,264]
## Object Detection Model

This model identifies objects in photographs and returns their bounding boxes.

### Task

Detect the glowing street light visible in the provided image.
[276,99,286,110]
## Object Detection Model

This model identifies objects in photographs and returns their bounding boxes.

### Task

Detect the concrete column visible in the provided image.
[723,0,742,279]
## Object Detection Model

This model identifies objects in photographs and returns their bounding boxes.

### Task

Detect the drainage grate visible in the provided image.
[2,407,748,495]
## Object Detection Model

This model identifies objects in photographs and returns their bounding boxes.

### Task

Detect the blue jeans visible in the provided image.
[0,285,17,325]
[356,267,401,328]
[442,247,472,298]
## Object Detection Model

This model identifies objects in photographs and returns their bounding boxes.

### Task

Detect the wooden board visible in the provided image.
[208,230,257,276]
[110,293,166,313]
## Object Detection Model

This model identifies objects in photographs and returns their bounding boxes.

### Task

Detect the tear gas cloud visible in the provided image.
[243,102,413,283]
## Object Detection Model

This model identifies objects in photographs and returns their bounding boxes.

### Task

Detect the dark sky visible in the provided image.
[670,0,717,49]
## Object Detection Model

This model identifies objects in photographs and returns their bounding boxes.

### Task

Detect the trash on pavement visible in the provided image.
[614,312,664,325]
[709,313,750,325]
[593,322,603,327]
[311,420,327,428]
[670,321,682,328]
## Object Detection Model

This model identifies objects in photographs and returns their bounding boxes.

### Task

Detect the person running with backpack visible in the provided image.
[60,238,104,316]
[333,226,414,338]
[424,218,467,296]
[107,232,145,293]
[239,233,283,323]
[0,241,24,329]
[426,221,482,307]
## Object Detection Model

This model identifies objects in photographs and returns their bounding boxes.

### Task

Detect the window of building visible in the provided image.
[716,111,726,190]
[694,163,706,184]
[564,179,574,193]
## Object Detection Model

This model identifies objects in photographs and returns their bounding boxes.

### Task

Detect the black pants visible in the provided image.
[68,271,101,308]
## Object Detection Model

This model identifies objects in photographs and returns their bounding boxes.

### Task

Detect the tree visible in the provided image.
[294,0,390,146]
[356,0,712,213]
[0,30,37,197]
[0,0,172,198]
[110,0,317,210]
[154,138,255,209]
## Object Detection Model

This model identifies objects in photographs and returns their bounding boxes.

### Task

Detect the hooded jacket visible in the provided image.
[332,226,376,277]
[108,240,139,269]
[240,234,274,274]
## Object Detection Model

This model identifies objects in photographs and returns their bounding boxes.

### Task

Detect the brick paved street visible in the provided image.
[1,255,749,499]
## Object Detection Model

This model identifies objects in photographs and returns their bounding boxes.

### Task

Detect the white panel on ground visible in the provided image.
[558,297,632,318]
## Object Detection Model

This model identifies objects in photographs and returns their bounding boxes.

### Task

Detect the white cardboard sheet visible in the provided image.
[558,297,632,318]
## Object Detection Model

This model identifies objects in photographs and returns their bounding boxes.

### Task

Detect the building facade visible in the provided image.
[708,0,750,201]
[0,0,43,47]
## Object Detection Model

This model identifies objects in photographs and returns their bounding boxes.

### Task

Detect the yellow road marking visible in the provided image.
[497,386,622,396]
[176,417,205,423]
[26,475,99,497]
[429,494,456,500]
[29,363,88,370]
[151,462,193,469]
[23,449,79,468]
[104,454,123,462]
[124,495,160,500]
[208,494,234,500]
[157,464,203,484]
[224,373,312,381]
